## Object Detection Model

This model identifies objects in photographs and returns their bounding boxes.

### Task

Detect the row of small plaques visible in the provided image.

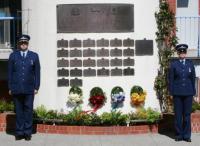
[57,67,134,77]
[57,38,153,56]
[57,58,134,67]
[57,38,134,48]
[58,78,82,87]
[57,48,134,58]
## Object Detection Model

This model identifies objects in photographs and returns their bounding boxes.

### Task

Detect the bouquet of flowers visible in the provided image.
[67,86,83,107]
[89,87,106,112]
[130,85,147,106]
[111,86,125,109]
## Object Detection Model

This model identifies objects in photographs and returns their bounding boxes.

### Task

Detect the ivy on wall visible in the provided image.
[154,0,178,112]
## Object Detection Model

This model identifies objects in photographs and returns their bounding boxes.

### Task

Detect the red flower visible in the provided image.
[88,95,106,112]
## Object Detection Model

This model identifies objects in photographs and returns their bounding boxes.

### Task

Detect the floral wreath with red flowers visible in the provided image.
[88,87,106,112]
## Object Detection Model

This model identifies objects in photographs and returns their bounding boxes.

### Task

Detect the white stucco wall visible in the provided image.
[22,0,160,114]
[176,0,199,17]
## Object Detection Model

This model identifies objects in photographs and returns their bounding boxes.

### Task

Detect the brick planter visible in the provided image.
[191,112,200,132]
[0,113,15,132]
[1,112,200,135]
[36,124,158,135]
[159,112,200,133]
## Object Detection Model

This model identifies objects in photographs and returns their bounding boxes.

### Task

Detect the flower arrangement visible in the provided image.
[111,86,125,109]
[89,87,106,112]
[130,86,146,106]
[67,86,83,107]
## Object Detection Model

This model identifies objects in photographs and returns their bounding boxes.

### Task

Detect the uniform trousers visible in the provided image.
[13,94,34,136]
[173,95,193,139]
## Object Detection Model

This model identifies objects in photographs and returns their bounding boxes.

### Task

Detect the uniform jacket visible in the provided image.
[8,50,40,94]
[169,59,196,96]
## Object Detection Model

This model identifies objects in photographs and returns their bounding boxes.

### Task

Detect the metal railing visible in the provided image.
[176,16,200,57]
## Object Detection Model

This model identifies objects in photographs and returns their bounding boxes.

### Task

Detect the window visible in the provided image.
[0,0,21,49]
[177,0,189,8]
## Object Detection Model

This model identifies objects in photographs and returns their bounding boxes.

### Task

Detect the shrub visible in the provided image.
[192,102,200,112]
[101,111,128,126]
[0,100,14,113]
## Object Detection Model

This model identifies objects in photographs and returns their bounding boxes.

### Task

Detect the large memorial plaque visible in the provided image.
[57,4,134,33]
[135,39,153,56]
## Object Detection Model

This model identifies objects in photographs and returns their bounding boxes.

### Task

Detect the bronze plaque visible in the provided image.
[57,4,134,33]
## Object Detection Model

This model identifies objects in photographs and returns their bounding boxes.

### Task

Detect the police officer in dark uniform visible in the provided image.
[169,44,196,142]
[8,35,40,141]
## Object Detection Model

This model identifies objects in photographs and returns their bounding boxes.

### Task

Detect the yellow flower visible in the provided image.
[131,91,146,106]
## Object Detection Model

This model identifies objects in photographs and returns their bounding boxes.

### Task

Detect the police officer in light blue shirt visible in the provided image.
[8,35,40,141]
[169,44,196,142]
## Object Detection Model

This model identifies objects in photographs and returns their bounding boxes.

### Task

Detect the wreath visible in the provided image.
[130,85,146,106]
[111,86,125,109]
[67,86,83,107]
[88,87,106,112]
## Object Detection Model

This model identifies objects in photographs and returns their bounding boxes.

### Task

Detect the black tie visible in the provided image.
[23,52,25,59]
[181,60,185,65]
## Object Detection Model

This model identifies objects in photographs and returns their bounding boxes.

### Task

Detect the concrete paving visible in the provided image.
[0,132,199,146]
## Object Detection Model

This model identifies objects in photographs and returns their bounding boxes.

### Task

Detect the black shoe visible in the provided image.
[15,135,24,141]
[24,135,32,141]
[175,137,182,141]
[183,138,191,142]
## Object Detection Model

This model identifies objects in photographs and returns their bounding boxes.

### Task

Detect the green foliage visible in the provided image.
[146,108,161,123]
[111,86,124,94]
[63,108,84,125]
[154,0,178,112]
[192,102,200,112]
[34,105,47,119]
[46,110,58,120]
[0,100,14,113]
[33,105,161,126]
[128,107,161,123]
[69,86,83,95]
[100,110,128,126]
[90,87,104,96]
[130,86,143,94]
[82,113,102,126]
